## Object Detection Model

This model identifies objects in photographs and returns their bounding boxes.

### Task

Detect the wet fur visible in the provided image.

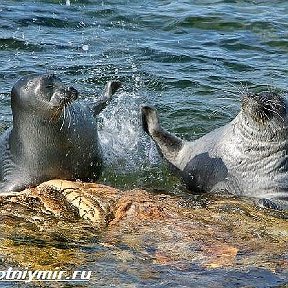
[0,74,120,192]
[142,92,288,210]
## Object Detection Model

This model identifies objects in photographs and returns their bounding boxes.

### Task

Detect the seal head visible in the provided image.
[242,91,286,123]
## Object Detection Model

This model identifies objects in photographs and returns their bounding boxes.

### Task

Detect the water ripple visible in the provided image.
[0,37,43,51]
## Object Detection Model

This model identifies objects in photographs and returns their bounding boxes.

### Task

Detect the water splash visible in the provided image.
[97,88,181,192]
[98,90,154,171]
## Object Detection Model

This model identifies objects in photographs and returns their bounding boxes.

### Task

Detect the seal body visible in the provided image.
[0,74,120,192]
[142,92,288,210]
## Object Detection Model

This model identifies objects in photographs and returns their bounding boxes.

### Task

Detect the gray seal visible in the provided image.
[142,91,288,210]
[0,74,121,192]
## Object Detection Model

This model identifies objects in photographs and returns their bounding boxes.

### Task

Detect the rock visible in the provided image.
[0,180,287,283]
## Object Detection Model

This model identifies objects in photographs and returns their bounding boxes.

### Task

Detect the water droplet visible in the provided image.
[82,45,89,51]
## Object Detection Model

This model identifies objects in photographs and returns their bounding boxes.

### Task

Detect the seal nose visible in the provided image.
[67,86,78,101]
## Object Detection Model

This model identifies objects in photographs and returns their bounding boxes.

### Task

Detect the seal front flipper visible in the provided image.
[0,128,14,190]
[141,105,183,167]
[182,153,229,193]
[92,81,121,116]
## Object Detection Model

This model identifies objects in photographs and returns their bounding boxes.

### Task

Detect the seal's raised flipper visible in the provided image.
[103,80,122,98]
[141,105,183,166]
[93,81,121,116]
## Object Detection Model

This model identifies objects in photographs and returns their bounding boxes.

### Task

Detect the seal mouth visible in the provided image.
[49,85,79,123]
[42,74,78,104]
[62,86,79,105]
[242,91,286,124]
[41,75,79,123]
[48,80,79,108]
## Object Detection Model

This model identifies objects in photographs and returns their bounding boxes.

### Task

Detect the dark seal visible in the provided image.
[0,74,121,192]
[142,91,288,210]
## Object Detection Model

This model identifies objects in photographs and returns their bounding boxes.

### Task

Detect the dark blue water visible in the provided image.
[0,0,288,287]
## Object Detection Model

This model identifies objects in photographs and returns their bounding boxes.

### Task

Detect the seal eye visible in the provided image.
[46,73,56,80]
[43,74,58,90]
[42,81,55,101]
[46,83,54,89]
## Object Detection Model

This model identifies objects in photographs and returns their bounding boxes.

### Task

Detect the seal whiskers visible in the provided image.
[60,105,67,131]
[66,105,72,129]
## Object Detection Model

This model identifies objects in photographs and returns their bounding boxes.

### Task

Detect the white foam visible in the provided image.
[98,90,160,172]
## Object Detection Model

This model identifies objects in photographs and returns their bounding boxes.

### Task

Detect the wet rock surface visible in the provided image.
[0,180,287,287]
